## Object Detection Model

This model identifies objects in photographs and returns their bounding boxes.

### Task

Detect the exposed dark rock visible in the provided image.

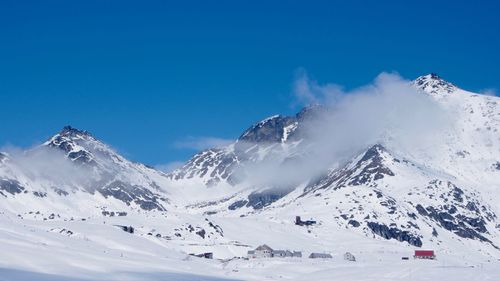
[33,191,47,198]
[99,180,165,211]
[116,225,134,234]
[451,185,464,203]
[52,188,69,196]
[348,220,360,227]
[407,212,417,220]
[456,215,487,233]
[228,200,248,210]
[466,202,479,213]
[0,179,25,195]
[207,220,224,237]
[246,189,291,209]
[46,127,97,165]
[416,204,490,242]
[196,229,206,239]
[367,222,422,247]
[416,204,428,216]
[306,145,395,193]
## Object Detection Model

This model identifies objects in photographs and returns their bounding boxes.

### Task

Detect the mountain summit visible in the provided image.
[414,73,457,94]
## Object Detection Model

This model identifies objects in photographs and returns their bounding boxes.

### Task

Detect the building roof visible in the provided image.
[309,253,333,258]
[414,250,435,256]
[273,250,293,255]
[255,244,273,251]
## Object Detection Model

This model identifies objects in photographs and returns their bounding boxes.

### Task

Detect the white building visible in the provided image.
[247,245,302,258]
[344,252,356,261]
[309,253,333,259]
[247,244,273,258]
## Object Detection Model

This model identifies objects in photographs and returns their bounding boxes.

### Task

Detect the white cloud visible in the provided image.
[236,71,454,189]
[1,145,93,189]
[480,88,497,97]
[173,136,233,151]
[293,69,344,106]
[155,161,185,173]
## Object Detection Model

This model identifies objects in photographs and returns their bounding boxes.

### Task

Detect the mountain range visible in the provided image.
[1,73,499,280]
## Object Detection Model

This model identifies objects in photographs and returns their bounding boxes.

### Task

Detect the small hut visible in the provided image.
[414,250,436,260]
[248,244,273,258]
[343,252,356,261]
[309,253,332,259]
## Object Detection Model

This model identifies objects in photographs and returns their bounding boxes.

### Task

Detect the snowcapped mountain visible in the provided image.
[168,73,500,254]
[0,126,171,212]
[167,105,324,187]
[1,73,500,280]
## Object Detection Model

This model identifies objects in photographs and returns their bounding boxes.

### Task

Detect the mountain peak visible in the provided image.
[413,73,457,94]
[296,104,326,120]
[59,125,93,139]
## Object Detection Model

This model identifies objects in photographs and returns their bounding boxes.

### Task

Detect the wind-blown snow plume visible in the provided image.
[1,145,92,189]
[238,72,454,189]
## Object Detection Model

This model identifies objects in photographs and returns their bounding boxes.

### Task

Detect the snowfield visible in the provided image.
[0,208,499,281]
[1,74,500,280]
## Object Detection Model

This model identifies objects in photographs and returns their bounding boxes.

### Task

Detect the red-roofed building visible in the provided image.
[414,250,436,260]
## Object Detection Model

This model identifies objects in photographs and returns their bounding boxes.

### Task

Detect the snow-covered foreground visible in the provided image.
[1,74,500,280]
[1,209,499,281]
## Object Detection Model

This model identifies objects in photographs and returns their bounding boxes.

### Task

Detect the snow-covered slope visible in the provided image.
[170,73,500,257]
[1,74,500,280]
[0,126,171,213]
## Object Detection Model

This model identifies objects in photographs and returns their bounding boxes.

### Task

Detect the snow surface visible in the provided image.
[1,74,500,280]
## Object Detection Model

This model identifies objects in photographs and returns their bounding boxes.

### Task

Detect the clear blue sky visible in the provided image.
[1,0,499,166]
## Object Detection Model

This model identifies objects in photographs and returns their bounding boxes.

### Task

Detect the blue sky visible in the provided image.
[1,0,499,167]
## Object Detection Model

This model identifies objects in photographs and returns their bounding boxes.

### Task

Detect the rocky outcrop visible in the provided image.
[367,222,422,247]
[0,179,25,196]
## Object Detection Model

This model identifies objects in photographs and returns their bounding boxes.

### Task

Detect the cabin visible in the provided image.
[115,225,134,234]
[247,245,302,258]
[295,216,317,226]
[292,251,302,258]
[414,250,436,260]
[343,252,356,261]
[190,252,213,259]
[309,253,333,259]
[273,250,292,257]
[248,244,273,258]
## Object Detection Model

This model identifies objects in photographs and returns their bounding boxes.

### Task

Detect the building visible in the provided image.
[292,251,302,258]
[414,250,436,260]
[248,244,273,258]
[343,252,356,261]
[295,216,317,226]
[247,245,302,258]
[115,225,134,234]
[273,250,293,257]
[309,253,333,259]
[189,252,213,259]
